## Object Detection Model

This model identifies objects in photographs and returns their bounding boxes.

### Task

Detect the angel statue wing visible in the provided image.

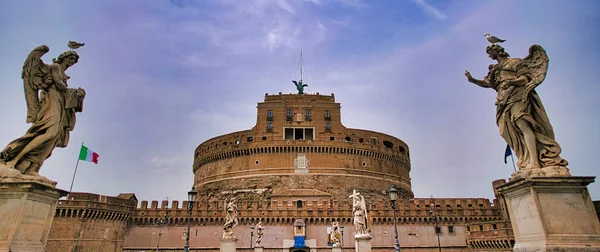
[360,195,369,230]
[22,45,51,123]
[520,44,549,102]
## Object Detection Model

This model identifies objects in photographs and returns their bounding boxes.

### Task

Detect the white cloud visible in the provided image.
[411,0,447,21]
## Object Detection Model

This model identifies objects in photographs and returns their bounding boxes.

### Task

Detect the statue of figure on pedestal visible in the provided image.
[255,221,264,247]
[465,43,570,178]
[350,189,370,238]
[223,197,238,239]
[0,42,86,179]
[329,220,342,247]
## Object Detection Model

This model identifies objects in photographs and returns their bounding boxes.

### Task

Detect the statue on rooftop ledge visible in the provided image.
[292,79,308,94]
[0,42,86,181]
[464,42,570,178]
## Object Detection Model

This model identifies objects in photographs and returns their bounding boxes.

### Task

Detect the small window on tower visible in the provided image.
[324,110,331,120]
[267,110,273,121]
[305,109,312,120]
[305,128,314,140]
[325,122,331,131]
[297,201,303,208]
[285,128,294,140]
[267,121,273,131]
[286,109,293,121]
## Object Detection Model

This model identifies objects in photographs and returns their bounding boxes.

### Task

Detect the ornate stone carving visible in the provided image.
[255,221,264,247]
[223,197,238,239]
[330,220,342,247]
[350,189,370,238]
[0,43,86,180]
[465,43,570,178]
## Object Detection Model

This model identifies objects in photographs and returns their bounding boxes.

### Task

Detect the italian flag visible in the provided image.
[78,145,99,164]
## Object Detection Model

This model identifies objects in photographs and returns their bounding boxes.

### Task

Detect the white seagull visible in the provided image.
[484,34,506,44]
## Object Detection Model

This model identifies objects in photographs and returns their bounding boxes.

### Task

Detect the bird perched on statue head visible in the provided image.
[484,34,506,44]
[68,41,85,50]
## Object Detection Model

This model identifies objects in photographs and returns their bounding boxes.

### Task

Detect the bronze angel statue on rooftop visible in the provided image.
[465,43,570,178]
[0,43,86,177]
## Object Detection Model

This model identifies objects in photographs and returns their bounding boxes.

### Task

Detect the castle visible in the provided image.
[46,92,570,252]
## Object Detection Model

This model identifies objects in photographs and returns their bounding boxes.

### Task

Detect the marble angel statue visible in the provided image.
[465,43,569,178]
[0,43,86,177]
[223,197,239,239]
[350,190,370,238]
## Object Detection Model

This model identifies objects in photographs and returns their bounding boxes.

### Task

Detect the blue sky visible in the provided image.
[1,0,599,202]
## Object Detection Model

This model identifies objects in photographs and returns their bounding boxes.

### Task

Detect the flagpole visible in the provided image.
[69,142,83,193]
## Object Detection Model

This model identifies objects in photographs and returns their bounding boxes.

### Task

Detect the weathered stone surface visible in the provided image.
[496,176,600,251]
[354,236,372,252]
[0,180,66,252]
[220,237,237,252]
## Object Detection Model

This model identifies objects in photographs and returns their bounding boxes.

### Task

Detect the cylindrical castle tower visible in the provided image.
[193,93,412,201]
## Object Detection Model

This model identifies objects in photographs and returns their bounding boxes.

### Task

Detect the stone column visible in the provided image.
[0,179,67,252]
[354,236,372,252]
[220,237,237,252]
[496,176,600,252]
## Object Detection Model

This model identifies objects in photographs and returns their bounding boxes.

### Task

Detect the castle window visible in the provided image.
[468,204,473,208]
[435,227,441,234]
[286,109,293,121]
[267,121,273,131]
[285,128,294,139]
[235,140,240,144]
[330,137,335,141]
[324,110,331,120]
[262,136,267,141]
[305,128,314,140]
[493,224,497,230]
[479,203,484,208]
[371,138,377,145]
[305,109,312,121]
[297,201,303,208]
[448,226,454,233]
[284,128,314,140]
[345,136,351,142]
[325,122,331,131]
[295,129,303,140]
[383,140,394,148]
[457,204,462,208]
[479,225,483,231]
[359,138,364,143]
[399,146,406,154]
[267,110,273,121]
[247,137,253,142]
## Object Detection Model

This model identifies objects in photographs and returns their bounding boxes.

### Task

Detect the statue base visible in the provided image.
[354,235,372,252]
[220,237,237,252]
[254,246,264,252]
[332,246,342,252]
[510,165,571,180]
[0,176,67,252]
[496,176,600,252]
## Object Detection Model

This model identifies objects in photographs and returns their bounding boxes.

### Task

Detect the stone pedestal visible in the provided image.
[220,237,237,252]
[354,236,372,252]
[0,180,67,252]
[332,246,342,252]
[496,176,600,252]
[254,246,264,252]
